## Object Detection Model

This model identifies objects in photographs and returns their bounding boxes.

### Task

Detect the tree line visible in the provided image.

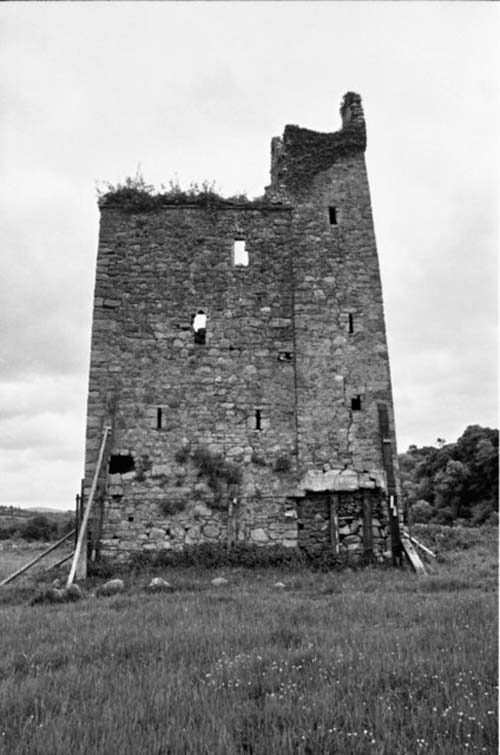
[0,513,75,542]
[399,425,498,526]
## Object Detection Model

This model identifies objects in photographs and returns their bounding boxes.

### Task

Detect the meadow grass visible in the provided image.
[0,529,497,754]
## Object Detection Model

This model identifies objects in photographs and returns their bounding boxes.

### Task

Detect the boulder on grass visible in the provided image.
[211,577,229,587]
[96,578,125,597]
[146,577,172,593]
[30,588,66,606]
[64,584,83,602]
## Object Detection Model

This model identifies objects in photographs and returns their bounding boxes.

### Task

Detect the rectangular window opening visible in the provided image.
[351,395,362,411]
[328,207,337,225]
[109,454,135,474]
[255,409,262,430]
[156,407,163,430]
[192,310,207,344]
[348,314,354,334]
[233,239,249,267]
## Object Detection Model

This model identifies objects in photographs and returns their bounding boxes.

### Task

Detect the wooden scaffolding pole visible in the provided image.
[66,426,111,587]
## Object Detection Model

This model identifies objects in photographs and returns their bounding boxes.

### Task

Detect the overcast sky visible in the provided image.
[1,3,498,511]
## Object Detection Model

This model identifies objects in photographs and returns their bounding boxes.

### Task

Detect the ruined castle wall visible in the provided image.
[83,92,401,563]
[84,204,301,558]
[290,153,398,477]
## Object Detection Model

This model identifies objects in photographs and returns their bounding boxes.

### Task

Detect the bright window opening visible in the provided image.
[233,240,249,267]
[192,310,207,344]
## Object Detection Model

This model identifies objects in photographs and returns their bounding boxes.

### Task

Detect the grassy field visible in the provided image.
[0,541,74,584]
[0,526,497,754]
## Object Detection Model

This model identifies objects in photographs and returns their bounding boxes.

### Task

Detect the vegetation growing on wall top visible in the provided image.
[97,173,265,212]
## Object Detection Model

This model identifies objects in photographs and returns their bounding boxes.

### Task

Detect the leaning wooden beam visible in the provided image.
[401,536,426,575]
[407,534,436,559]
[44,551,75,572]
[66,425,112,588]
[0,530,76,586]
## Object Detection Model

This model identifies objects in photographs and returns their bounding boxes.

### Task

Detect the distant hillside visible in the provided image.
[25,507,73,515]
[0,505,71,519]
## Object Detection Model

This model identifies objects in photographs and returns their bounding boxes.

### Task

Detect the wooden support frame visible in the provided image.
[0,530,76,586]
[227,499,234,547]
[362,491,373,557]
[67,426,112,587]
[401,536,426,575]
[329,495,339,555]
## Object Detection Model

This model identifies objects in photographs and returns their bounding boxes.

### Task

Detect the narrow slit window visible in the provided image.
[351,395,362,411]
[192,310,207,344]
[255,409,262,430]
[156,407,163,429]
[348,314,354,334]
[328,207,337,225]
[233,240,249,267]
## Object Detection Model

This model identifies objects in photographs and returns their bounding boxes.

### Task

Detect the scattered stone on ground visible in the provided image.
[146,577,172,592]
[211,577,229,586]
[274,581,286,589]
[96,578,125,597]
[65,584,83,601]
[30,584,84,606]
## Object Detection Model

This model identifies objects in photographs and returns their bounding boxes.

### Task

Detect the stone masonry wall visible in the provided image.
[84,91,401,562]
[85,204,302,559]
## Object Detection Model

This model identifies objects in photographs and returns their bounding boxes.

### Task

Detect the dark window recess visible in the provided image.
[156,407,163,429]
[351,395,362,411]
[192,310,207,345]
[255,409,262,430]
[128,516,134,523]
[109,454,135,474]
[328,207,337,225]
[348,314,354,334]
[278,351,294,362]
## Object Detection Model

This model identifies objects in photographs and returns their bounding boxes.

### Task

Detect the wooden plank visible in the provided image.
[329,496,339,555]
[44,551,75,572]
[0,530,76,586]
[377,402,390,438]
[401,536,426,575]
[67,426,111,587]
[407,533,436,559]
[227,499,234,547]
[362,492,373,555]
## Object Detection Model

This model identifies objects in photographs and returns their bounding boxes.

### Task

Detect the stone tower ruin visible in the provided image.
[83,92,402,565]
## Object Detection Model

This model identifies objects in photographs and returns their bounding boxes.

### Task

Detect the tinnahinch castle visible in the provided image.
[83,92,402,566]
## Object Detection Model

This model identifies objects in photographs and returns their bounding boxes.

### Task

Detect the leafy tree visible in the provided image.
[399,425,498,525]
[434,460,470,519]
[20,515,58,542]
[410,499,433,524]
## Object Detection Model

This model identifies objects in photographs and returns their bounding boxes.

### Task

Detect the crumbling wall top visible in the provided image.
[268,91,367,197]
